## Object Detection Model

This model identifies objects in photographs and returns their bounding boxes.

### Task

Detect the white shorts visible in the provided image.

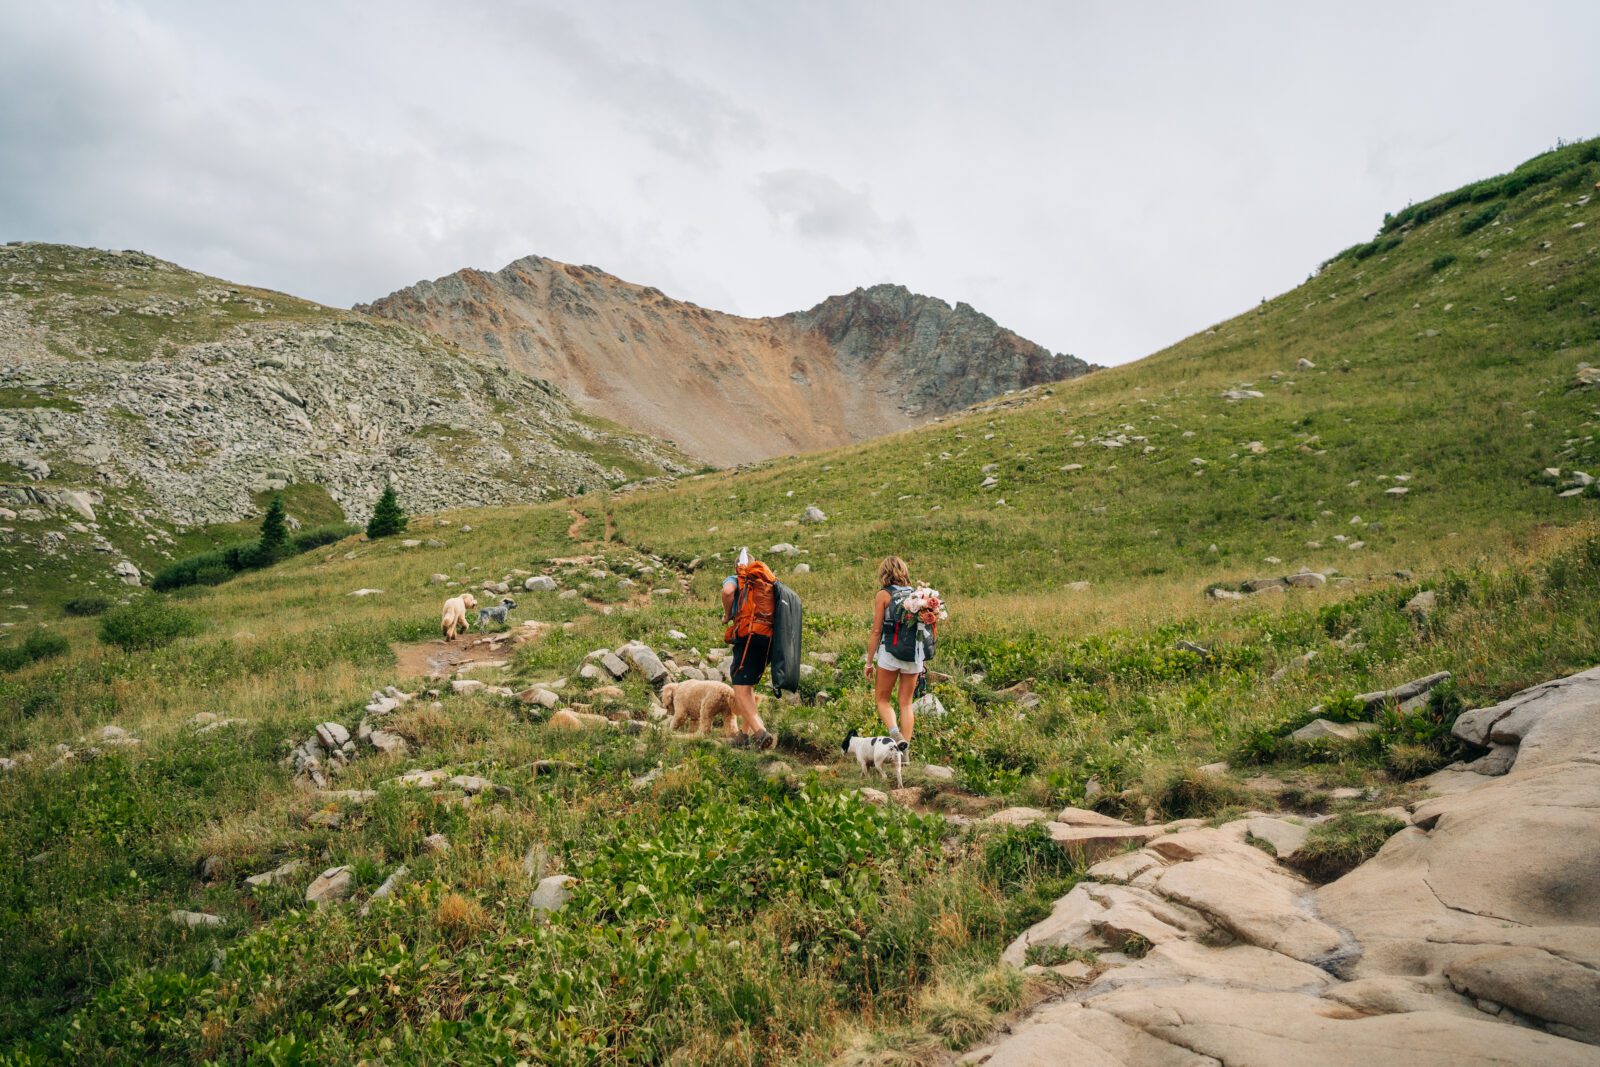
[876,645,923,674]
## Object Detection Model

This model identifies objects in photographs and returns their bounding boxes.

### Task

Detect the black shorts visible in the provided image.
[729,633,771,686]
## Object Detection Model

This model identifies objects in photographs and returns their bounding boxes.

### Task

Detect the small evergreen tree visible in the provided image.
[258,494,289,559]
[366,483,406,539]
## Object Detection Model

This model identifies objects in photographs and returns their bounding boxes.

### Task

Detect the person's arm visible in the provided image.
[721,578,737,623]
[864,590,888,678]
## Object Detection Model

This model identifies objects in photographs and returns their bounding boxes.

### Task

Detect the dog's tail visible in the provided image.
[842,727,857,753]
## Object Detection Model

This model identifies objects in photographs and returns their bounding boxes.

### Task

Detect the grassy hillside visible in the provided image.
[2,139,1599,1064]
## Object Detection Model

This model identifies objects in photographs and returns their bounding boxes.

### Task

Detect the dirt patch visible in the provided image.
[391,622,550,682]
[566,508,589,541]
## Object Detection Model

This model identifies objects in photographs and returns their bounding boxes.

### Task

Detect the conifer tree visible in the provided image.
[366,483,406,539]
[258,493,289,558]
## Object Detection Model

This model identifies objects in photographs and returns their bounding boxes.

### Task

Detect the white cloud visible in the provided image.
[753,168,914,250]
[1,0,1597,362]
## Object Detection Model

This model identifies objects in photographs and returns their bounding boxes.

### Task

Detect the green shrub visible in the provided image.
[63,595,112,617]
[1351,235,1402,261]
[1151,768,1259,820]
[1288,812,1405,882]
[98,598,202,652]
[982,821,1075,890]
[291,523,356,552]
[0,629,70,672]
[1430,253,1457,272]
[1460,202,1503,235]
[151,521,358,592]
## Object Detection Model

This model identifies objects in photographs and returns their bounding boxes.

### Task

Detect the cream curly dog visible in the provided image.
[661,679,762,737]
[440,592,479,641]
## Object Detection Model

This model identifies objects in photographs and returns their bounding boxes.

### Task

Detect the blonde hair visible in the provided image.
[878,555,910,588]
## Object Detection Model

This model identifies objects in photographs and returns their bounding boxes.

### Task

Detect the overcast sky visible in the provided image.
[2,1,1597,365]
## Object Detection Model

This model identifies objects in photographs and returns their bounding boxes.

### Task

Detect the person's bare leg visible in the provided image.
[733,683,766,734]
[874,666,900,735]
[896,670,919,743]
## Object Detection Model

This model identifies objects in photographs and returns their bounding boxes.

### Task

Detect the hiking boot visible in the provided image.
[753,729,776,752]
[729,732,754,749]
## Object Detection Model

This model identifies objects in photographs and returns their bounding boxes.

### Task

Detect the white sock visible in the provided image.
[889,725,903,742]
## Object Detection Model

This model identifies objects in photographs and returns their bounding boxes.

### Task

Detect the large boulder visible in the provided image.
[619,643,668,685]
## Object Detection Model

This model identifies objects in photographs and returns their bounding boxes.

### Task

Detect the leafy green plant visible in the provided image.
[1288,812,1405,882]
[1460,202,1504,235]
[97,598,201,651]
[1430,253,1457,272]
[0,629,70,672]
[983,822,1075,891]
[1151,767,1259,820]
[62,595,112,617]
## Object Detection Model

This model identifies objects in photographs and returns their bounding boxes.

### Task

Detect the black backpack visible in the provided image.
[882,586,933,662]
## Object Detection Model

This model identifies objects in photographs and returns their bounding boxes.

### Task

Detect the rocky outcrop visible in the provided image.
[974,665,1600,1065]
[358,256,1093,464]
[0,244,689,548]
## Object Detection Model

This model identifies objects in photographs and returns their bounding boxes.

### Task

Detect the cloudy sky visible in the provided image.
[2,1,1596,365]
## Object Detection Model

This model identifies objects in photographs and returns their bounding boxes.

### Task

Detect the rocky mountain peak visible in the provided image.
[361,257,1095,465]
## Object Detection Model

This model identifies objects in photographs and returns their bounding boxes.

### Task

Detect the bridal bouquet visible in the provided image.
[903,585,949,621]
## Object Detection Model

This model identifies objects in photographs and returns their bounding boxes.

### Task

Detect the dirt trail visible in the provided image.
[392,623,551,682]
[566,508,589,541]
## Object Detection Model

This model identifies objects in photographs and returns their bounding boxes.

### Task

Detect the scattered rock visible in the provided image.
[524,575,558,592]
[800,505,827,523]
[245,858,305,891]
[169,910,225,929]
[923,764,955,782]
[304,865,353,905]
[985,806,1051,827]
[1245,817,1310,859]
[546,709,609,731]
[529,874,575,913]
[1405,590,1437,620]
[1054,806,1132,828]
[517,686,561,709]
[391,768,451,789]
[314,722,350,750]
[366,729,409,757]
[360,865,409,915]
[1291,718,1379,743]
[421,833,450,854]
[447,774,497,796]
[619,643,668,685]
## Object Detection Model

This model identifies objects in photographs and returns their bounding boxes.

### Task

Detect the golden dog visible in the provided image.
[440,592,479,641]
[661,679,761,737]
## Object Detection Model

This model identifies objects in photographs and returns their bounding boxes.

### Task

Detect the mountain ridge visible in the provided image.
[357,256,1094,464]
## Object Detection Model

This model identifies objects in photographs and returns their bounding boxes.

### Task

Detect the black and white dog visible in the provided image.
[476,596,517,629]
[842,728,908,789]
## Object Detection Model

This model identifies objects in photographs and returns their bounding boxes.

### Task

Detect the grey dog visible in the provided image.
[476,596,517,629]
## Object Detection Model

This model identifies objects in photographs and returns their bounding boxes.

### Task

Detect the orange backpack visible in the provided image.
[724,560,777,642]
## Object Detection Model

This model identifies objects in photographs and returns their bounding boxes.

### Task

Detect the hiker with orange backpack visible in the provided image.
[721,548,780,750]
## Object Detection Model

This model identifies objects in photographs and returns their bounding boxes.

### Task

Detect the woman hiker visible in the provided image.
[864,555,936,747]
